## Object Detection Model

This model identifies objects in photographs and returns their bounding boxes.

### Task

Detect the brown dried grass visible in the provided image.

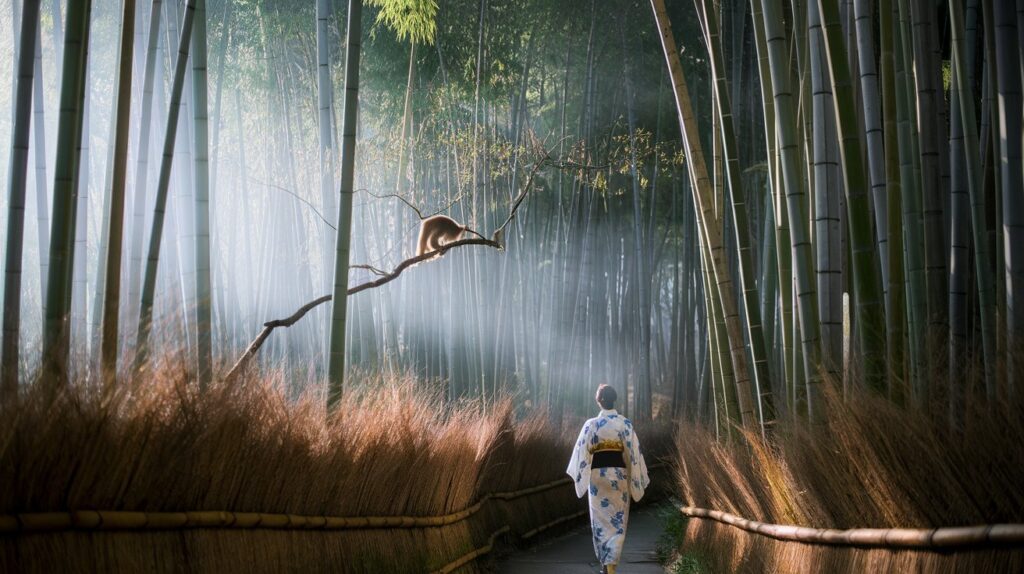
[671,387,1024,572]
[0,362,671,573]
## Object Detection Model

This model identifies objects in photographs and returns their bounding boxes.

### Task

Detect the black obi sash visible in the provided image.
[592,450,626,468]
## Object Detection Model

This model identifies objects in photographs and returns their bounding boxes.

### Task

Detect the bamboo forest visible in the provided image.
[2,0,1024,572]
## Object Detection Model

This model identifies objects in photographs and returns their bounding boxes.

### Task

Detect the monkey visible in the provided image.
[416,214,467,260]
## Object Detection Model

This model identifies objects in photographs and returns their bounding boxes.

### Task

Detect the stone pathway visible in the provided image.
[494,505,665,573]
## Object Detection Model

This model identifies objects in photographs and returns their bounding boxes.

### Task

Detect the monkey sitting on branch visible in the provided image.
[416,214,469,260]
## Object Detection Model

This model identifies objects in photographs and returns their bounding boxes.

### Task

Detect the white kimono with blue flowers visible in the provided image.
[566,409,649,566]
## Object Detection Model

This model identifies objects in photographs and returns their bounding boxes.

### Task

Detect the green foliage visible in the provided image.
[669,552,714,574]
[609,128,685,190]
[366,0,438,45]
[655,501,689,564]
[655,503,714,573]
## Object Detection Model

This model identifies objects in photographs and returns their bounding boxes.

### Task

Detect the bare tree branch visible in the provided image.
[493,150,550,238]
[362,189,425,219]
[362,188,468,220]
[224,294,332,381]
[350,263,390,277]
[225,138,609,380]
[248,177,337,230]
[348,237,502,295]
[224,239,502,380]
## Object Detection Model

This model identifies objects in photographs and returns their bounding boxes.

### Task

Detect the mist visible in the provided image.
[0,0,702,421]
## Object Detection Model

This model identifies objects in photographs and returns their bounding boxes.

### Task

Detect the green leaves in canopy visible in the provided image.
[366,0,438,45]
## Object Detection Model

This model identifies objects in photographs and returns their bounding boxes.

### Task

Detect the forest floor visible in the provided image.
[493,505,666,573]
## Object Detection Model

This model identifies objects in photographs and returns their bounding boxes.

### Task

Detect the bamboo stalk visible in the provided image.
[1,0,42,397]
[651,0,760,431]
[816,0,887,392]
[681,506,1024,549]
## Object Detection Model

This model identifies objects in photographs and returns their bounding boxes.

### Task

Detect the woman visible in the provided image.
[566,385,649,574]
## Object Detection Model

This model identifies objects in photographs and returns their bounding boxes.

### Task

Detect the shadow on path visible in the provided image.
[493,505,666,573]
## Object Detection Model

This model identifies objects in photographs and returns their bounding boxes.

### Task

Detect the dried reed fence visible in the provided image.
[0,363,671,573]
[671,387,1024,572]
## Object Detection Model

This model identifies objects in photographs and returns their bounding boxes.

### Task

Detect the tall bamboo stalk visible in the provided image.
[948,0,997,403]
[948,58,971,419]
[100,0,137,387]
[893,0,927,394]
[327,0,364,408]
[852,0,890,320]
[32,18,50,308]
[192,0,212,387]
[42,0,94,385]
[699,225,739,438]
[908,0,949,361]
[316,0,335,361]
[896,0,933,393]
[994,0,1024,396]
[807,0,843,377]
[758,0,823,419]
[128,0,163,337]
[1,0,43,399]
[134,0,198,369]
[621,22,652,420]
[698,0,775,424]
[651,0,761,432]
[749,0,793,396]
[879,0,906,399]
[815,0,886,391]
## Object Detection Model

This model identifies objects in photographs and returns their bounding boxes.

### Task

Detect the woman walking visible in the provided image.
[566,385,650,573]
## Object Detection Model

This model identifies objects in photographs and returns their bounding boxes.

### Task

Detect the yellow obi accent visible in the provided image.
[588,440,624,454]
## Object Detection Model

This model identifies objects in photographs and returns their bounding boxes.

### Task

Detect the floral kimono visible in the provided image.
[566,408,650,568]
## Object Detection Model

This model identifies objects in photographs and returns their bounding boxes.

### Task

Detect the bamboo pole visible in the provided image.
[99,0,138,388]
[327,0,364,407]
[651,0,760,432]
[758,0,823,420]
[698,0,776,425]
[192,0,212,387]
[1,0,42,398]
[41,0,94,386]
[950,0,997,404]
[134,0,198,370]
[816,0,887,392]
[681,506,1024,549]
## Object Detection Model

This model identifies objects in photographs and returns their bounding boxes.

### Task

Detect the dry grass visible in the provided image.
[671,387,1024,572]
[0,361,671,573]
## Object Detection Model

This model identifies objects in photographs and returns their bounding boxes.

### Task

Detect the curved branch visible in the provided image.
[347,238,502,295]
[362,188,469,220]
[363,189,425,219]
[225,139,606,380]
[350,263,390,277]
[249,177,337,230]
[493,152,550,237]
[224,239,502,380]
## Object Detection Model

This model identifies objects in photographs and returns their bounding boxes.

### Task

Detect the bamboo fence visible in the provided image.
[1,467,669,573]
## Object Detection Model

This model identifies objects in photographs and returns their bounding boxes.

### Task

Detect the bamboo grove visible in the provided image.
[652,0,1024,436]
[0,0,1021,433]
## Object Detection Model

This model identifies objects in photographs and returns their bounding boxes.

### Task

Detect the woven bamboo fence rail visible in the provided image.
[0,474,573,534]
[430,526,511,574]
[681,507,1024,550]
[1,474,583,573]
[3,462,666,573]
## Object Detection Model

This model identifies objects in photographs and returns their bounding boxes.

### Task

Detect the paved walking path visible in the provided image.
[495,505,665,573]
